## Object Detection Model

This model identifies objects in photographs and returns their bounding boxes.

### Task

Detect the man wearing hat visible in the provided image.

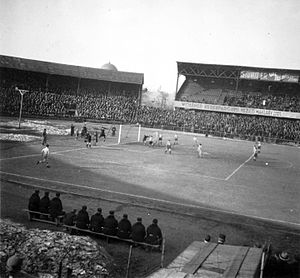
[132,217,146,243]
[103,210,118,236]
[204,235,211,243]
[90,208,104,233]
[49,192,64,221]
[117,214,132,239]
[76,206,90,229]
[28,190,40,219]
[39,192,50,218]
[218,234,226,244]
[145,219,162,246]
[63,209,77,234]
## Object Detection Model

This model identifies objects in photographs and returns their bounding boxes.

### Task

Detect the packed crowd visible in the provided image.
[1,85,299,143]
[224,93,300,112]
[135,106,300,142]
[28,190,163,247]
[0,87,137,122]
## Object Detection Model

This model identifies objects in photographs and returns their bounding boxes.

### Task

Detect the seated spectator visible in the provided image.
[90,208,104,233]
[204,234,211,243]
[76,206,90,229]
[6,252,24,278]
[64,209,77,226]
[28,190,40,219]
[131,217,146,243]
[145,219,162,246]
[264,251,299,277]
[39,192,50,216]
[49,192,64,221]
[103,210,118,236]
[218,233,226,244]
[117,214,132,239]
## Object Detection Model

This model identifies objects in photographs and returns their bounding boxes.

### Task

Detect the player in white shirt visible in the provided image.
[158,133,163,146]
[149,136,154,147]
[257,141,261,153]
[197,143,202,158]
[193,136,198,147]
[165,140,172,154]
[174,134,178,145]
[36,144,50,167]
[253,144,258,161]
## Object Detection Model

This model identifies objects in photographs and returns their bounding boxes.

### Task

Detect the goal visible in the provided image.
[117,123,141,144]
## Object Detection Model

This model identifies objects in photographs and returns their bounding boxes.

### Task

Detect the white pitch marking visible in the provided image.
[225,154,253,181]
[2,170,300,229]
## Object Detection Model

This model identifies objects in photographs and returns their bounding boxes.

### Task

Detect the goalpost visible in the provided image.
[117,123,141,144]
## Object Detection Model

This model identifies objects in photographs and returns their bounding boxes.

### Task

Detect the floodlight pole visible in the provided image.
[16,87,29,129]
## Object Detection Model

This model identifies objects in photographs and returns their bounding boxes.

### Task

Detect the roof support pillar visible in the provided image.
[77,78,81,96]
[175,73,180,96]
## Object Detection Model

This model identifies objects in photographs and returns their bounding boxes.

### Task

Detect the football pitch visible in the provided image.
[0,118,299,229]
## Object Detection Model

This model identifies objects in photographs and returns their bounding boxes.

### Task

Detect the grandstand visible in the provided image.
[0,54,144,101]
[175,62,300,113]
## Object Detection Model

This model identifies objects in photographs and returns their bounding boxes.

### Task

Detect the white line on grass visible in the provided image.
[225,154,253,181]
[1,170,300,229]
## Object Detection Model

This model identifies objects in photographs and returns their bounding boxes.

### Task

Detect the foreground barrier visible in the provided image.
[23,209,64,226]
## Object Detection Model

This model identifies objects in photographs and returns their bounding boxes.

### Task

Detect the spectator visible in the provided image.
[218,234,226,244]
[64,209,77,226]
[103,210,118,236]
[28,190,40,219]
[76,206,90,229]
[6,252,23,278]
[145,219,162,246]
[131,217,146,243]
[90,208,104,233]
[39,191,50,217]
[117,214,132,239]
[49,192,64,221]
[204,234,211,243]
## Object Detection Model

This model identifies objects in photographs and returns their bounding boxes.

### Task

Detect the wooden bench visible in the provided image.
[63,224,162,250]
[23,209,64,226]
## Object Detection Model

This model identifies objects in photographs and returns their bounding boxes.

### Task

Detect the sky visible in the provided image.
[1,0,300,94]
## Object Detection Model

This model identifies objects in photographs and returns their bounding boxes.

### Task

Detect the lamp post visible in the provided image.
[16,87,28,129]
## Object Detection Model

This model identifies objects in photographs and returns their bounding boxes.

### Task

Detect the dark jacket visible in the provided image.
[90,212,104,232]
[117,218,132,239]
[39,195,50,213]
[103,215,118,235]
[76,209,90,229]
[49,197,63,218]
[64,211,77,226]
[131,222,146,242]
[145,223,162,245]
[28,192,40,212]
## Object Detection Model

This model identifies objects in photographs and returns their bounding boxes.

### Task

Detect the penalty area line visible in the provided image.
[225,154,253,181]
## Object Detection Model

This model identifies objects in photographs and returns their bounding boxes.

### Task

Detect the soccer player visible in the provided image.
[158,133,163,146]
[193,136,198,147]
[257,141,262,153]
[197,143,202,158]
[37,144,50,167]
[142,135,149,145]
[174,134,178,145]
[165,140,172,154]
[99,126,106,142]
[42,128,47,145]
[253,144,258,161]
[111,125,117,137]
[86,133,92,148]
[149,135,154,147]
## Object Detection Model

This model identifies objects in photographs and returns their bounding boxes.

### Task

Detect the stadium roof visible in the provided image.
[177,61,300,82]
[177,61,300,75]
[0,55,144,85]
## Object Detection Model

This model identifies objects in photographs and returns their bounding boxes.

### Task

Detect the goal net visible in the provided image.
[117,124,141,144]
